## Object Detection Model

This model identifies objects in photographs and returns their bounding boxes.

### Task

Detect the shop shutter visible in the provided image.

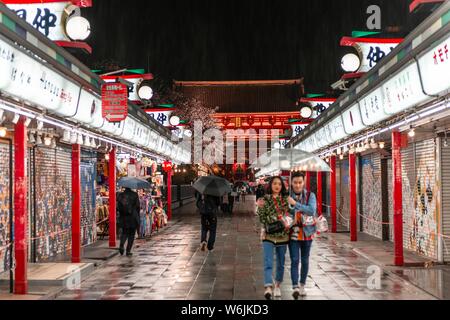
[81,151,97,247]
[32,146,72,262]
[0,142,12,274]
[339,159,350,230]
[387,159,394,242]
[440,140,450,262]
[361,153,383,239]
[411,139,438,259]
[401,144,416,255]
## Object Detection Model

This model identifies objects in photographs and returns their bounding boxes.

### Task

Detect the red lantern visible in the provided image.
[162,161,173,173]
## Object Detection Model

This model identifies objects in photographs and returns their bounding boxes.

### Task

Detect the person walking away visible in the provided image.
[117,187,141,256]
[228,192,235,214]
[257,177,292,300]
[287,172,317,299]
[196,193,220,252]
[241,186,247,203]
[221,193,229,213]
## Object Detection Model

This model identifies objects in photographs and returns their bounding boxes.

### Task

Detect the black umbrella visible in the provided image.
[193,176,232,197]
[117,177,151,190]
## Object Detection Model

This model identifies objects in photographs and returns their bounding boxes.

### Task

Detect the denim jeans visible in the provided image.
[263,241,288,287]
[288,240,313,288]
[201,215,217,250]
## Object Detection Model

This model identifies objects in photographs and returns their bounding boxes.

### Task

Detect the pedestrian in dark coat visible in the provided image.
[117,187,141,256]
[196,192,220,252]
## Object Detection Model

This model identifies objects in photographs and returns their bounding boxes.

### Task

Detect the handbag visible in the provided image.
[316,215,329,233]
[265,221,285,234]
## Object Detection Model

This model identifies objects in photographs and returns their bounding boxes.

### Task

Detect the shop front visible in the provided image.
[0,3,190,294]
[290,2,450,264]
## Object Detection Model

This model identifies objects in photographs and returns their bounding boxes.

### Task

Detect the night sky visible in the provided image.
[82,0,414,93]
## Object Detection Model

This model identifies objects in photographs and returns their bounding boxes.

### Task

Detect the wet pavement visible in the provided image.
[52,197,436,300]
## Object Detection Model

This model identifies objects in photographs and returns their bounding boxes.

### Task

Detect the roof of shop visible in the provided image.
[174,79,304,113]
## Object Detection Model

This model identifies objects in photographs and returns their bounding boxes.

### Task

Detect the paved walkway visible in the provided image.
[51,197,436,300]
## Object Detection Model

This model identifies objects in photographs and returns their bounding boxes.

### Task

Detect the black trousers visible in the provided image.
[201,216,217,250]
[120,227,137,253]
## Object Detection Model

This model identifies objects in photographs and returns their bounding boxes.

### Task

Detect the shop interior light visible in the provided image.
[36,133,43,146]
[50,138,57,149]
[65,16,91,41]
[340,154,344,160]
[12,114,20,125]
[379,142,385,149]
[0,127,7,138]
[370,138,378,149]
[37,121,44,131]
[105,153,110,161]
[77,134,84,145]
[44,135,52,146]
[408,127,416,138]
[28,132,36,144]
[341,53,361,73]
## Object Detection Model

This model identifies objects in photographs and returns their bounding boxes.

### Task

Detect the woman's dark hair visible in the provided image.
[267,176,288,196]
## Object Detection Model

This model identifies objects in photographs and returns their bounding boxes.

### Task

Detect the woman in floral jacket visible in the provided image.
[257,176,292,300]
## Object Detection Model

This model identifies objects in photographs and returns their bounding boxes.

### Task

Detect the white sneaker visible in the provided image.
[299,285,307,297]
[264,287,273,300]
[273,285,281,298]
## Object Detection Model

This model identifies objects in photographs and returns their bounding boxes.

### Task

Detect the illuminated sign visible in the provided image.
[342,103,366,134]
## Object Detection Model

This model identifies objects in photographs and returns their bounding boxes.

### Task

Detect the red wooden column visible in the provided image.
[109,147,117,247]
[392,132,404,266]
[167,170,172,221]
[317,172,323,216]
[305,172,311,190]
[71,144,81,263]
[330,156,337,233]
[349,153,357,242]
[14,117,28,294]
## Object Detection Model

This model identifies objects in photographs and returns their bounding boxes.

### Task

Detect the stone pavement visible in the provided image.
[51,197,436,300]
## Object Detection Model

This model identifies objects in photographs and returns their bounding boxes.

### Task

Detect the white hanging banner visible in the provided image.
[145,109,174,127]
[342,103,366,134]
[359,87,389,126]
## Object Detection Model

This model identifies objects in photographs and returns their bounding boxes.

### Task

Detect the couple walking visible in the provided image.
[257,172,317,300]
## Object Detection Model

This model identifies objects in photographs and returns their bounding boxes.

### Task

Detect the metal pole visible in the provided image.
[14,117,28,294]
[349,153,357,242]
[71,144,81,263]
[392,132,404,266]
[330,156,337,233]
[109,148,117,247]
[167,167,172,221]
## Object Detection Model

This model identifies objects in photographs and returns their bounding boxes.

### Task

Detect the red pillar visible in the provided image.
[71,144,81,263]
[349,153,357,242]
[392,132,404,266]
[109,148,117,248]
[317,172,323,216]
[167,170,172,221]
[14,117,28,294]
[305,172,311,190]
[330,156,337,233]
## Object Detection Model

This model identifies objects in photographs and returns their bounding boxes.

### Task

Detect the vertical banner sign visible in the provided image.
[101,83,128,122]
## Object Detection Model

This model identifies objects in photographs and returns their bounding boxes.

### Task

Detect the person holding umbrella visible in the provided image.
[193,176,232,252]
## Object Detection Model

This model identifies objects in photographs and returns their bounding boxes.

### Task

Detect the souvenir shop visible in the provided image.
[290,3,450,263]
[0,4,190,294]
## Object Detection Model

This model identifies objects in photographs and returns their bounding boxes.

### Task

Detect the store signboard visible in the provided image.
[342,103,366,134]
[300,98,336,119]
[6,1,71,41]
[359,87,389,126]
[326,117,347,142]
[291,124,309,137]
[103,75,143,102]
[418,34,450,96]
[145,110,173,127]
[382,62,428,115]
[73,89,104,128]
[101,83,128,122]
[0,37,80,115]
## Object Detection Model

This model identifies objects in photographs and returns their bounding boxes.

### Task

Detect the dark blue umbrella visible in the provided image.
[193,176,232,197]
[117,177,151,190]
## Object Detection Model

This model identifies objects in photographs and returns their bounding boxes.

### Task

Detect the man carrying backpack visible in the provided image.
[195,191,220,252]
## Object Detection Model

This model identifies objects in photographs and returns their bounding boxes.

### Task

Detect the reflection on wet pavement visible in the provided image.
[52,198,436,300]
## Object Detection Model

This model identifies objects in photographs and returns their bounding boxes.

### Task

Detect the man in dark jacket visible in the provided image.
[117,188,140,256]
[196,192,220,252]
